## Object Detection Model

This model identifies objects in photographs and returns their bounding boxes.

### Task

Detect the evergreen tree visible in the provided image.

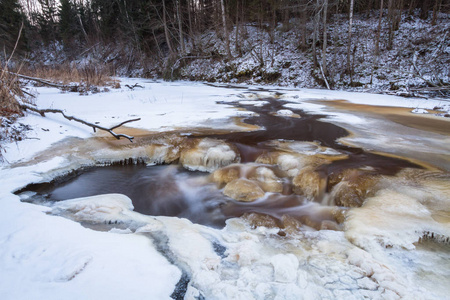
[0,0,26,54]
[37,0,58,43]
[59,0,80,50]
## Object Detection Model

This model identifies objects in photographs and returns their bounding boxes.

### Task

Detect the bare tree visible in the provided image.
[432,0,443,25]
[347,0,355,74]
[322,0,328,75]
[163,1,174,56]
[375,0,384,56]
[220,0,231,59]
[312,0,321,68]
[176,0,185,54]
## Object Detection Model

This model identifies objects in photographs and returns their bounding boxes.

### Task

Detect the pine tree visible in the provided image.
[37,0,58,43]
[0,0,26,54]
[59,0,79,49]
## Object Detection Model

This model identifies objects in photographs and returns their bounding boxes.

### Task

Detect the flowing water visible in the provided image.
[20,98,438,232]
[15,91,450,299]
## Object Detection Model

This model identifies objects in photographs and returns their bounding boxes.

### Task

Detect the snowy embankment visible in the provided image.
[174,12,450,97]
[0,80,449,299]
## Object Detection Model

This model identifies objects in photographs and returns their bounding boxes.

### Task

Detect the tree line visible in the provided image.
[1,0,448,76]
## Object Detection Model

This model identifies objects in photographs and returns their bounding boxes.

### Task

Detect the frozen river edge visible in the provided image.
[0,80,449,300]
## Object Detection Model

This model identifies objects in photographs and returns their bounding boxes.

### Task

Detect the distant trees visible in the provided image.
[3,0,449,82]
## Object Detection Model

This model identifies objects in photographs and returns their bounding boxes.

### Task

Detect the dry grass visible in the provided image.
[21,62,114,87]
[0,67,23,117]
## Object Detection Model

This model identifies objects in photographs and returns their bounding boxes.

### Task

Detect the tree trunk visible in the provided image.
[312,0,320,68]
[395,0,403,31]
[220,0,231,59]
[176,0,185,54]
[387,0,394,50]
[187,0,195,50]
[432,0,442,25]
[235,0,241,55]
[347,0,354,74]
[162,1,173,56]
[300,8,307,49]
[322,0,328,75]
[375,0,384,55]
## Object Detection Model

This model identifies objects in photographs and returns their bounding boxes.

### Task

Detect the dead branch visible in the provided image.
[20,103,140,142]
[410,86,450,91]
[125,83,144,90]
[319,63,331,90]
[1,70,71,89]
[412,52,439,88]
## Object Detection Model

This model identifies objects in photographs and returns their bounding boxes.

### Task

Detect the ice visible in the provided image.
[271,254,299,283]
[345,189,449,250]
[276,109,295,116]
[1,80,449,299]
[51,194,135,223]
[238,100,269,107]
[180,138,240,172]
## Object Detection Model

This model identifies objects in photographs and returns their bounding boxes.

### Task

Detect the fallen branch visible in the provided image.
[410,86,450,91]
[125,83,144,90]
[1,69,70,89]
[20,103,140,142]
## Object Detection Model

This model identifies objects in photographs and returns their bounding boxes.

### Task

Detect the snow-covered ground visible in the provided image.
[1,80,449,299]
[174,11,450,97]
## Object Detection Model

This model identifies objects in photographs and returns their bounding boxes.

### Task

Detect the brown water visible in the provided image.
[21,98,429,229]
[202,99,421,174]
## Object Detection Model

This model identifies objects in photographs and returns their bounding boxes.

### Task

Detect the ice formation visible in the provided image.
[1,81,449,300]
[180,138,240,172]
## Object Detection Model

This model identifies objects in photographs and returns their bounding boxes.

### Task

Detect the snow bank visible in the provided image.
[0,80,449,300]
[0,190,180,299]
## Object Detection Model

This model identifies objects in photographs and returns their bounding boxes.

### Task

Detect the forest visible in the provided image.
[1,2,450,299]
[1,0,450,117]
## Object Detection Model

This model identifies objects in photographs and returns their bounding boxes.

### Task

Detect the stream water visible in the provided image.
[20,98,433,230]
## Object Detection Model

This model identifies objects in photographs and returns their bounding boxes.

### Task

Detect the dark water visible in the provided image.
[24,164,229,227]
[203,99,420,174]
[20,98,422,228]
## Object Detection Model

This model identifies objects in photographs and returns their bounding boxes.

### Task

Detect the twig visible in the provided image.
[21,89,36,98]
[20,103,140,142]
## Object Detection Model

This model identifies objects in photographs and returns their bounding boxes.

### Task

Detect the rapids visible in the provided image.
[19,98,447,234]
[12,88,450,300]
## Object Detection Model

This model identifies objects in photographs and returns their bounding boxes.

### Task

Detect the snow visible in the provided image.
[1,79,449,299]
[176,12,450,99]
[412,108,429,114]
[2,80,242,165]
[0,190,180,300]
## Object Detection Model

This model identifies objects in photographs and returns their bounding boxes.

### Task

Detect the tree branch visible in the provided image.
[412,51,439,88]
[1,69,71,89]
[20,103,140,142]
[125,83,144,90]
